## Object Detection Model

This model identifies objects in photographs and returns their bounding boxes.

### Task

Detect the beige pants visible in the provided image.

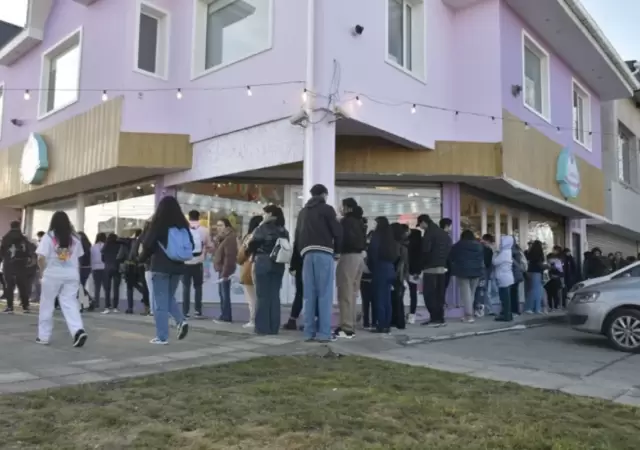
[336,253,364,333]
[457,277,480,318]
[243,284,256,322]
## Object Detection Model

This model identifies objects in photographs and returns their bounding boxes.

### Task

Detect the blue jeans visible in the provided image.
[373,263,394,330]
[253,255,285,335]
[151,272,184,341]
[218,278,232,322]
[302,251,335,341]
[526,272,543,313]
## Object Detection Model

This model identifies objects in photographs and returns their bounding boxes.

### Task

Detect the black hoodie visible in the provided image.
[294,196,343,257]
[340,210,366,254]
[0,229,35,272]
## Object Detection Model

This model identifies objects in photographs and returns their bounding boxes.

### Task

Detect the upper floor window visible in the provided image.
[572,80,591,150]
[192,0,273,79]
[386,0,425,80]
[617,128,632,185]
[39,28,82,119]
[522,31,550,121]
[135,2,170,79]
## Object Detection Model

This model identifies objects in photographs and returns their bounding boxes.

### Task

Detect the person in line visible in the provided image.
[101,233,122,314]
[138,196,191,345]
[29,231,46,303]
[0,221,36,314]
[183,210,211,318]
[511,240,527,316]
[562,247,578,301]
[545,251,564,310]
[417,214,452,327]
[524,240,545,314]
[213,218,238,323]
[449,229,485,323]
[36,211,88,347]
[439,218,454,292]
[367,217,398,334]
[77,232,92,312]
[89,233,106,311]
[295,184,342,342]
[406,227,423,325]
[390,222,408,330]
[141,219,155,315]
[238,215,263,329]
[493,235,515,322]
[474,234,496,317]
[124,229,149,314]
[334,198,366,339]
[587,247,611,279]
[247,205,289,335]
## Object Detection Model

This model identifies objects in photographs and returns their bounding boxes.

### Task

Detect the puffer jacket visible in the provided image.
[421,222,452,270]
[247,220,290,259]
[493,235,514,288]
[449,239,485,279]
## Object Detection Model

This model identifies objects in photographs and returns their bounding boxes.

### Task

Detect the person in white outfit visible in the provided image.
[35,211,88,347]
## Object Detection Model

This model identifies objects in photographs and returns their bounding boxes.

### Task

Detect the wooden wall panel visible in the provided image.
[335,136,501,176]
[118,132,191,169]
[502,110,605,215]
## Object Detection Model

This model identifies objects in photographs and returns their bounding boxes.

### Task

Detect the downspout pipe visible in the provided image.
[302,0,315,203]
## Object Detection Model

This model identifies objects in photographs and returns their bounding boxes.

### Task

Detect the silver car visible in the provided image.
[568,276,640,353]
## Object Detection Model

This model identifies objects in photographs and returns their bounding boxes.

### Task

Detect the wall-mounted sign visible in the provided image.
[20,133,49,185]
[556,147,581,199]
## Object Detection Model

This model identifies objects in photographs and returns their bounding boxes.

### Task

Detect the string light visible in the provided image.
[302,89,308,102]
[101,90,108,102]
[524,122,530,130]
[23,90,30,100]
[246,86,252,96]
[176,88,182,100]
[356,96,362,106]
[411,104,416,114]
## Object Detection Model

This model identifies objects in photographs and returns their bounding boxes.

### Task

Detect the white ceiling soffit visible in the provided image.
[441,0,484,9]
[0,0,54,66]
[505,0,637,101]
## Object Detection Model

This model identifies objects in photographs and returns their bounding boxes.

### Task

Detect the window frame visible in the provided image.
[133,0,171,80]
[617,125,633,185]
[37,26,83,121]
[0,82,4,141]
[521,29,551,122]
[384,0,426,83]
[190,0,275,81]
[571,78,592,151]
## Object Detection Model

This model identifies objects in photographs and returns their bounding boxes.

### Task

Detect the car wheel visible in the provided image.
[606,309,640,353]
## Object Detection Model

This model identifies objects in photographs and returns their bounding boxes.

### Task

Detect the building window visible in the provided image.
[192,0,273,78]
[522,31,550,120]
[0,84,4,140]
[386,0,425,80]
[135,2,170,78]
[572,80,591,150]
[618,130,631,184]
[39,28,82,119]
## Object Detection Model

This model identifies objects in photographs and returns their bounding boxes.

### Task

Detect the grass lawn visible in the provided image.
[0,355,639,449]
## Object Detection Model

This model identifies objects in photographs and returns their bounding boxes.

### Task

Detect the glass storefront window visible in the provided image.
[527,211,565,253]
[31,197,78,238]
[460,189,482,237]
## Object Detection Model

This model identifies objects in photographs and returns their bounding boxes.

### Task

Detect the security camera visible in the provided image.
[10,119,23,127]
[352,24,364,36]
[289,110,309,127]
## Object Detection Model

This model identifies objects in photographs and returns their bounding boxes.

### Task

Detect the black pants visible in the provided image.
[545,279,563,309]
[254,255,285,335]
[104,269,121,309]
[361,280,376,328]
[127,267,149,310]
[408,281,418,314]
[391,281,406,329]
[290,269,304,319]
[92,269,105,308]
[423,273,447,323]
[510,282,520,315]
[182,263,204,315]
[4,269,31,310]
[0,273,6,298]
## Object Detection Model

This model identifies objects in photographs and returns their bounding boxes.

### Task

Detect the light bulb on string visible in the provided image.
[246,86,252,96]
[524,122,530,131]
[101,90,108,102]
[302,89,308,102]
[356,96,362,106]
[176,88,183,100]
[411,104,416,114]
[556,126,561,134]
[23,90,30,101]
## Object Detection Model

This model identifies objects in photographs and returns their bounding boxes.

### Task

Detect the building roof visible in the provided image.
[0,21,23,50]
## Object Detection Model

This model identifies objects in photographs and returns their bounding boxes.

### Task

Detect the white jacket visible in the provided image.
[493,235,514,288]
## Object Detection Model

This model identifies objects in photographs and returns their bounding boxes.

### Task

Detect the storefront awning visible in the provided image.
[469,177,612,223]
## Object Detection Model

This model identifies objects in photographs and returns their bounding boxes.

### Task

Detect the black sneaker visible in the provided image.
[335,329,355,339]
[2,307,13,314]
[73,330,88,348]
[184,313,190,319]
[318,335,337,343]
[283,318,297,330]
[125,309,133,314]
[194,311,203,319]
[177,321,189,340]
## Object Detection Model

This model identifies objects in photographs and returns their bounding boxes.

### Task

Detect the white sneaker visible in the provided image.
[242,321,254,329]
[524,310,533,315]
[110,309,119,313]
[101,309,110,315]
[149,338,168,345]
[475,305,485,318]
[407,314,416,325]
[461,317,475,323]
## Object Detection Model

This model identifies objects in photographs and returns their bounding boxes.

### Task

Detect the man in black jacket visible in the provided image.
[0,221,36,313]
[334,198,366,339]
[295,184,343,342]
[417,214,452,326]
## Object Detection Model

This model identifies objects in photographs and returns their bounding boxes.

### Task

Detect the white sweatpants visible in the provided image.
[145,271,154,312]
[38,276,84,342]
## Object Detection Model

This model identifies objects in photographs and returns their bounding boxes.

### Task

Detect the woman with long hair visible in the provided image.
[213,218,238,323]
[101,233,122,314]
[77,231,92,311]
[390,222,408,329]
[141,219,154,315]
[367,217,398,333]
[35,211,87,347]
[90,232,107,311]
[525,239,546,314]
[238,215,263,328]
[138,196,193,344]
[247,204,289,335]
